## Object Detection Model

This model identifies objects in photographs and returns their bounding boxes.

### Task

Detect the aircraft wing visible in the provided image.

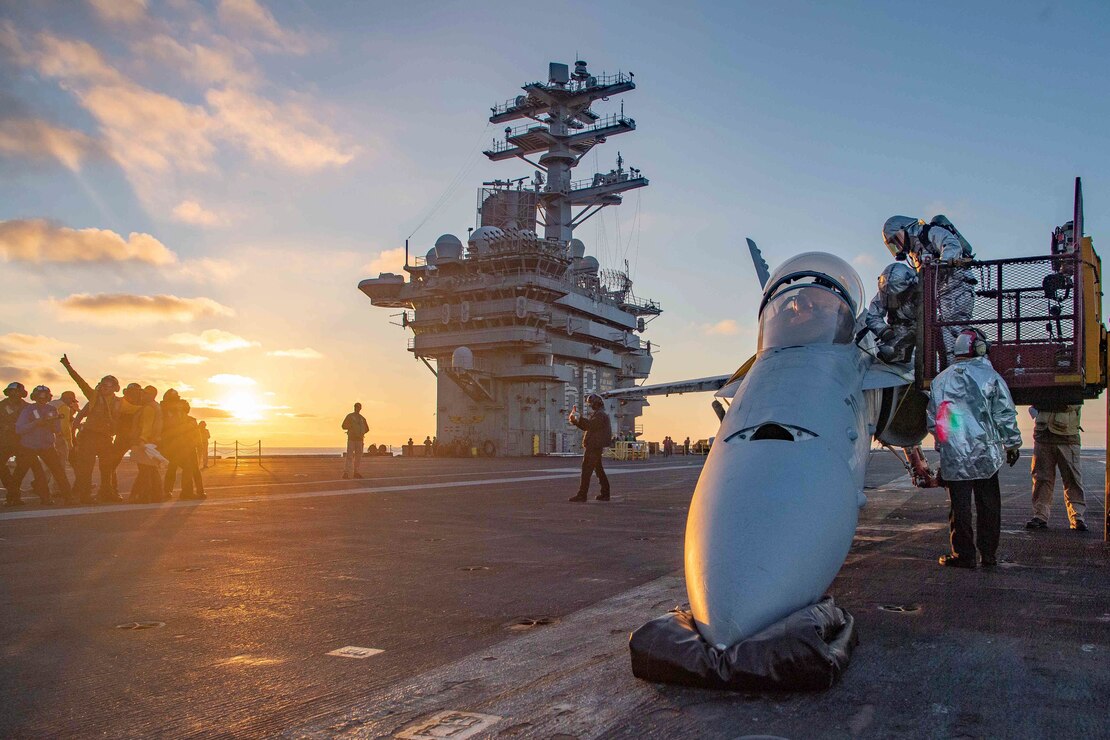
[714,353,757,399]
[603,353,760,401]
[602,374,732,399]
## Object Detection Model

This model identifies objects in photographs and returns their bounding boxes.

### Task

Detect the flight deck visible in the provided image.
[0,454,1104,738]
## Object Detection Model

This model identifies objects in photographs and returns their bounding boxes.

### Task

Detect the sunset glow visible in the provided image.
[220,391,264,422]
[0,1,1106,448]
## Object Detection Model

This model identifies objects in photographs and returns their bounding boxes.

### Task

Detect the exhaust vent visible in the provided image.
[725,423,818,443]
[751,423,795,441]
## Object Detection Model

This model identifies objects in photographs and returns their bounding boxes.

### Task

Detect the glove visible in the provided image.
[878,327,896,343]
[1006,447,1021,466]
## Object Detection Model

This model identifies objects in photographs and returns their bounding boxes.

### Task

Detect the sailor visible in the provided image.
[1025,404,1087,531]
[865,262,919,363]
[13,386,73,505]
[568,393,612,502]
[61,354,140,504]
[882,214,976,362]
[341,403,369,479]
[926,329,1022,568]
[2,381,48,504]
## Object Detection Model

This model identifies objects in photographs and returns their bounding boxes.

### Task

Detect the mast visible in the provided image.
[484,61,648,244]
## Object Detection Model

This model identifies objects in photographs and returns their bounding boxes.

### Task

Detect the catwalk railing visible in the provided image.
[210,440,263,466]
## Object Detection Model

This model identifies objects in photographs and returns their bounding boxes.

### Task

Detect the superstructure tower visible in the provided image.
[359,61,660,456]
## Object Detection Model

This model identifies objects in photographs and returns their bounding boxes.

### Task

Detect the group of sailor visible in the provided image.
[1,355,209,506]
[866,216,1089,569]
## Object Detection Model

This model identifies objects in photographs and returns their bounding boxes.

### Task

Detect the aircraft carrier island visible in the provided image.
[359,61,660,456]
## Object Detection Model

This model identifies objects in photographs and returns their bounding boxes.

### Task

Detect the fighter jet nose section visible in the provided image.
[685,443,858,649]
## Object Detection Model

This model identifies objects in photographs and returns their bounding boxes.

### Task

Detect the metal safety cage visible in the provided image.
[920,253,1097,405]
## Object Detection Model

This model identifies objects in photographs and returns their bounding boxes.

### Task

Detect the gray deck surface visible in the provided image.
[0,452,1105,739]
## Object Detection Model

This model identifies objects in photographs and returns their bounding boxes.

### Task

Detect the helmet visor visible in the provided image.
[883,230,906,260]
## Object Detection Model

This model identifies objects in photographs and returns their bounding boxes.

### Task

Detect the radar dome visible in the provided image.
[435,234,463,251]
[434,238,462,261]
[451,346,474,370]
[468,226,503,255]
[576,256,599,273]
[425,247,440,265]
[568,239,586,259]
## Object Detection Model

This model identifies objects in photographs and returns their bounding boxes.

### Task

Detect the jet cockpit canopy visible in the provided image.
[762,252,865,315]
[758,252,864,351]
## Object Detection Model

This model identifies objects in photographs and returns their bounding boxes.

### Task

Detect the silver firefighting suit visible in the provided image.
[864,262,919,363]
[883,215,976,361]
[925,356,1022,482]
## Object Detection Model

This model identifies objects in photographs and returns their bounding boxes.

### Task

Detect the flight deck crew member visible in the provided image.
[568,393,612,502]
[51,391,78,463]
[197,421,210,468]
[1026,405,1087,531]
[13,386,73,505]
[2,381,48,504]
[883,214,976,363]
[865,262,919,363]
[61,355,139,504]
[342,403,369,479]
[926,329,1022,569]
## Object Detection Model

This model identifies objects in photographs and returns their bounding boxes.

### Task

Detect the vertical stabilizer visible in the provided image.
[747,238,771,289]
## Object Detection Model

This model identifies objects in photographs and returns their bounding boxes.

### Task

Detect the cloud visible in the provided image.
[116,351,209,367]
[0,333,72,352]
[2,22,357,218]
[79,82,216,176]
[0,333,73,385]
[0,219,177,265]
[206,87,357,170]
[89,0,149,25]
[703,319,741,336]
[216,0,309,54]
[364,247,406,275]
[132,34,254,86]
[168,329,257,353]
[171,199,223,226]
[208,373,256,386]
[852,252,878,269]
[0,117,101,171]
[0,349,53,367]
[0,365,66,387]
[51,293,235,324]
[171,258,243,283]
[266,348,322,359]
[192,406,233,419]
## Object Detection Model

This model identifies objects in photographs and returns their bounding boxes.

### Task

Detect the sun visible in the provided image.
[220,390,264,421]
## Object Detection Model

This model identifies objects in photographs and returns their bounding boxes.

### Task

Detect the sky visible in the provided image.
[2,0,1110,448]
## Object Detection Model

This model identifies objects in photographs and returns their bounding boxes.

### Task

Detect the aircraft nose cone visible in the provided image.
[684,440,859,649]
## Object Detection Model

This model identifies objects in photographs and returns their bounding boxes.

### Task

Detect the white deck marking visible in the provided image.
[394,711,501,740]
[289,574,687,739]
[326,646,384,659]
[0,463,703,521]
[202,466,605,492]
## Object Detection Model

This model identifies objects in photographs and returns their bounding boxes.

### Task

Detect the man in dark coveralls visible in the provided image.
[568,393,612,502]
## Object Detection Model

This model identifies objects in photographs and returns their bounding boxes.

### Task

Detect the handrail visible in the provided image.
[212,440,264,467]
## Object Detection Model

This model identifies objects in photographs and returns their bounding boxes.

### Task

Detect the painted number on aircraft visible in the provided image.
[326,646,383,659]
[395,711,502,740]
